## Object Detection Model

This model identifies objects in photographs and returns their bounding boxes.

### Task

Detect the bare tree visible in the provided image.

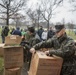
[69,0,76,11]
[36,6,41,29]
[26,9,37,26]
[11,13,25,27]
[62,18,65,24]
[39,0,63,29]
[0,0,27,26]
[26,6,42,29]
[35,5,43,29]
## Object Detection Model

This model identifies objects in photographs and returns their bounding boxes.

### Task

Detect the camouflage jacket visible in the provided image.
[29,33,41,47]
[24,32,41,50]
[33,33,75,58]
[33,33,76,75]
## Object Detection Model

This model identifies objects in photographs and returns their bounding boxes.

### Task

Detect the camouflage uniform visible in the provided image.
[33,33,76,75]
[24,32,41,70]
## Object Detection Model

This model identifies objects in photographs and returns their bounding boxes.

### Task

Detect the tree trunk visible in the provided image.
[47,20,49,30]
[16,21,17,28]
[6,4,9,26]
[16,19,19,28]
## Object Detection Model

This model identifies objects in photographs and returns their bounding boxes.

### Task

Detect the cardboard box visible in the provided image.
[0,44,5,57]
[4,67,21,75]
[29,51,63,75]
[5,35,22,45]
[40,48,53,52]
[4,46,23,69]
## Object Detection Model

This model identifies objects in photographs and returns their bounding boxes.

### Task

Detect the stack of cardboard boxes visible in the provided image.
[3,46,23,75]
[29,51,63,75]
[0,35,23,75]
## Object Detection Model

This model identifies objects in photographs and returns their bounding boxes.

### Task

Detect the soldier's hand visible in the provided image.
[30,48,35,54]
[45,51,49,56]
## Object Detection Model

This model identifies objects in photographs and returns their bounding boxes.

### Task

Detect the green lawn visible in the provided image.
[66,30,76,40]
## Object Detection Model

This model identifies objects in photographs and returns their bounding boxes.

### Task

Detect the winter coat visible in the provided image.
[33,33,76,75]
[12,29,22,36]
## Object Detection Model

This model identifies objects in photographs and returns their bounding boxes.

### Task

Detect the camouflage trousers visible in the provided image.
[60,56,76,75]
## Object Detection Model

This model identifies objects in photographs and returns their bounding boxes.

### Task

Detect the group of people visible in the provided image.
[1,26,26,43]
[30,25,76,75]
[20,24,76,75]
[37,26,55,41]
[1,24,76,75]
[1,25,55,43]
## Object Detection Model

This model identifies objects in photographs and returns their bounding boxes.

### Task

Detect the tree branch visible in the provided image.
[0,3,7,9]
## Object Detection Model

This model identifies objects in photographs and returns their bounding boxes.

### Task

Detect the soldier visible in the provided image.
[37,26,44,41]
[30,24,76,75]
[1,26,9,43]
[12,27,22,36]
[47,26,55,39]
[21,25,41,70]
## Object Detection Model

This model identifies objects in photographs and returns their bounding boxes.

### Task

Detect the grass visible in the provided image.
[66,29,76,40]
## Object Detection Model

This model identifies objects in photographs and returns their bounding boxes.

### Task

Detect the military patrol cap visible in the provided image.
[55,24,64,33]
[28,25,35,33]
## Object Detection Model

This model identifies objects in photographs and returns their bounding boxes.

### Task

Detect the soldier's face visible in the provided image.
[28,31,33,35]
[56,28,65,37]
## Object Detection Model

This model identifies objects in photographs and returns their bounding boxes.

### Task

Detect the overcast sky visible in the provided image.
[27,0,76,24]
